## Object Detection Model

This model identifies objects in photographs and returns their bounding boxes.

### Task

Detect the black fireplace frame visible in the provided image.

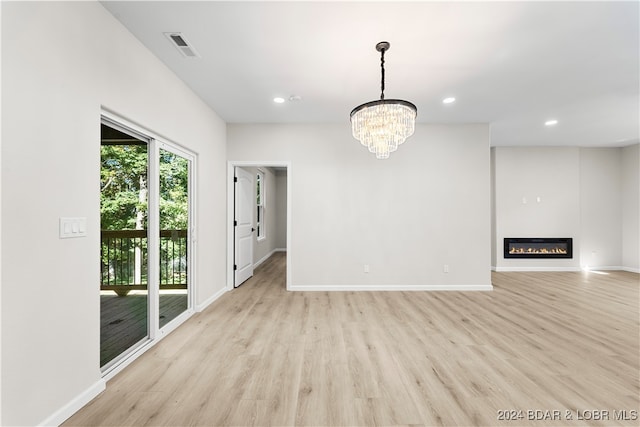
[504,238,573,259]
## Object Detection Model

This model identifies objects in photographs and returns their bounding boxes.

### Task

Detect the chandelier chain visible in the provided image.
[380,48,386,100]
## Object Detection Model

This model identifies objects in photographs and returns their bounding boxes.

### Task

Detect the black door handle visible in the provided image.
[251,227,255,232]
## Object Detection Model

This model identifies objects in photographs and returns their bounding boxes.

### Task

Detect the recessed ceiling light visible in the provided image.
[545,119,558,126]
[273,97,285,104]
[442,97,456,104]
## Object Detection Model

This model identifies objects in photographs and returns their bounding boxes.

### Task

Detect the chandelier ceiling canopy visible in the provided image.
[350,41,417,160]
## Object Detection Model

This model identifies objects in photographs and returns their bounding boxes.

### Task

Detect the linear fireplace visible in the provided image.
[504,238,573,259]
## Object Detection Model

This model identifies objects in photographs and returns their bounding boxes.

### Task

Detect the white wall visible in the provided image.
[490,148,497,267]
[493,146,638,271]
[0,3,3,422]
[580,148,622,269]
[622,144,640,271]
[228,123,492,290]
[1,2,227,425]
[275,170,288,250]
[494,147,581,270]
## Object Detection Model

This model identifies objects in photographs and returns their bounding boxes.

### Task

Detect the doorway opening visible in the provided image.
[227,162,291,290]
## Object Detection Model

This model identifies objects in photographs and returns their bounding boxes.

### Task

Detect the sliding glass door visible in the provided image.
[100,116,194,372]
[159,147,191,328]
[100,123,150,368]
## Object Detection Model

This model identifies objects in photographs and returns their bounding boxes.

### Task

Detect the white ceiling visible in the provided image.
[101,1,639,147]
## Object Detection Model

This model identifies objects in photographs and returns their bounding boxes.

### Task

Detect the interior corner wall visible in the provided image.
[579,148,623,269]
[490,148,497,268]
[1,2,227,425]
[622,143,640,271]
[227,123,492,290]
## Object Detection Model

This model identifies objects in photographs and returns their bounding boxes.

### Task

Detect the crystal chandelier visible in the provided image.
[350,41,417,159]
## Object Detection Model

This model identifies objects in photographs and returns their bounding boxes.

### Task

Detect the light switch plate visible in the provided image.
[60,217,87,238]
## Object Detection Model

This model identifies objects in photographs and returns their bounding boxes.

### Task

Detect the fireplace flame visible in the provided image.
[509,247,568,254]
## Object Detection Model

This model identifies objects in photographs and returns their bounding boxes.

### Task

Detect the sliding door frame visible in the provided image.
[99,115,153,374]
[101,110,197,380]
[156,140,196,336]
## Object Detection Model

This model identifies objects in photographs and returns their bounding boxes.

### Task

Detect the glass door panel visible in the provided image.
[158,147,190,328]
[100,123,149,368]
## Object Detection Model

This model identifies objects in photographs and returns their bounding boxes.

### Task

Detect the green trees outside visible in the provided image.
[100,145,189,231]
[101,144,149,231]
[158,148,189,287]
[158,149,189,231]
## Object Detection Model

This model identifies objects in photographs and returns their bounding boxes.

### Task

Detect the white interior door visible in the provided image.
[234,167,254,287]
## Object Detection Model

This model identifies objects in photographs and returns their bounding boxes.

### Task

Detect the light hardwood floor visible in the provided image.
[65,253,639,426]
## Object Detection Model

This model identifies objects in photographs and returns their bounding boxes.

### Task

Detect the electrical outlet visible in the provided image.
[364,264,370,273]
[443,264,449,273]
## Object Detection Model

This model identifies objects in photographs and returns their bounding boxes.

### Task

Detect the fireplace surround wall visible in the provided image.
[504,238,573,259]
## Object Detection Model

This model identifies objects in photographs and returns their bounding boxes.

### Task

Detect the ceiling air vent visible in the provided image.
[164,32,201,58]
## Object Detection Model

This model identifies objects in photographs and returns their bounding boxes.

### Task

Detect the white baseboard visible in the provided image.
[288,284,493,291]
[195,286,227,312]
[494,266,640,273]
[583,266,639,273]
[39,378,105,426]
[584,265,625,271]
[254,248,286,269]
[494,267,581,272]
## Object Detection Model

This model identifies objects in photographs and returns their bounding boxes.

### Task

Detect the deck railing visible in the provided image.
[101,229,187,295]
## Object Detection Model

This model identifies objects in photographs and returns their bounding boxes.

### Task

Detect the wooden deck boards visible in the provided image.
[69,253,639,426]
[101,293,188,366]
